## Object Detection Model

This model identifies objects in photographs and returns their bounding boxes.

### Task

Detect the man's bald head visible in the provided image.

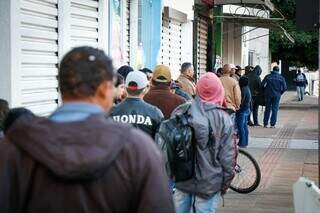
[223,64,231,75]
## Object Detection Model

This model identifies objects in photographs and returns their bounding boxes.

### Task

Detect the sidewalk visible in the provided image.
[218,104,318,213]
[280,91,318,109]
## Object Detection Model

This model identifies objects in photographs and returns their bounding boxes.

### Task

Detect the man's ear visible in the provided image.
[96,81,113,99]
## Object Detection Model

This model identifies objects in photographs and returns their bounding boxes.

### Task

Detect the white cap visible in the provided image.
[125,71,149,90]
[230,64,236,69]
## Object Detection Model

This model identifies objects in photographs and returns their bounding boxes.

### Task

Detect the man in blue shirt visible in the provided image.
[0,46,174,213]
[262,66,287,128]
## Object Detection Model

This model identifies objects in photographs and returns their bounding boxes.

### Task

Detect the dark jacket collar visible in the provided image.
[150,84,171,92]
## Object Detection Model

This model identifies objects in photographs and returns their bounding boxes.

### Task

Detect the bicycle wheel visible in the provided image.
[230,148,261,193]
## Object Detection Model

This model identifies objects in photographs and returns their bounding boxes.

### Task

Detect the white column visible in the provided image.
[130,0,139,68]
[58,0,71,61]
[98,0,109,53]
[0,0,21,107]
[181,21,193,63]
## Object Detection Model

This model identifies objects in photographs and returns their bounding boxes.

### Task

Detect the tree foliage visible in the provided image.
[270,0,318,69]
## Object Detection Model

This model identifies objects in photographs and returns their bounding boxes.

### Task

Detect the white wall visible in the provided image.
[223,22,242,66]
[222,4,270,78]
[0,0,21,107]
[163,0,194,20]
[242,26,270,79]
[181,21,193,63]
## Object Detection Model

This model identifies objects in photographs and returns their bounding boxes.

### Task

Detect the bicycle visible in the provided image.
[230,148,261,194]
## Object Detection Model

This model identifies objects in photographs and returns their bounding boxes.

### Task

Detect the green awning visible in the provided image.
[214,0,274,11]
[217,15,295,43]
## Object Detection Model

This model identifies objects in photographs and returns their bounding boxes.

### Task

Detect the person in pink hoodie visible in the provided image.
[172,73,237,213]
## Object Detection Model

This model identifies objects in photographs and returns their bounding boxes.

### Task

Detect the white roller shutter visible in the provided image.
[196,16,208,80]
[124,0,130,64]
[70,0,99,48]
[20,0,59,116]
[160,17,182,80]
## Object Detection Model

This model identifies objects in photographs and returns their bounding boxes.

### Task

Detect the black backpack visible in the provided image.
[155,105,195,182]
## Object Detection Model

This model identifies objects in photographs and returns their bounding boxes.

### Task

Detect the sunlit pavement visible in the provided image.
[218,94,318,213]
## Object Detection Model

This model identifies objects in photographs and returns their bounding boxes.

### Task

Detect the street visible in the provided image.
[218,93,318,213]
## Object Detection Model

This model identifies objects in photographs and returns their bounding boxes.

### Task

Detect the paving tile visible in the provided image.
[217,107,318,212]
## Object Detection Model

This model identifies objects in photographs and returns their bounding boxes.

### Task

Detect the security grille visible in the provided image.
[70,0,99,48]
[196,16,208,80]
[160,17,182,80]
[20,0,59,116]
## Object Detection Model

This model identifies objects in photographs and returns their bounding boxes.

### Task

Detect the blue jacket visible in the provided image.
[262,71,287,98]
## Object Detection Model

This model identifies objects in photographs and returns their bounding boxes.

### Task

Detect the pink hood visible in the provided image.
[196,72,225,106]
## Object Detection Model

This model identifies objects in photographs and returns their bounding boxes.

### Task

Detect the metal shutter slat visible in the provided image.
[70,18,98,28]
[22,79,58,90]
[21,55,58,64]
[71,0,99,8]
[70,7,98,18]
[21,41,58,52]
[22,68,58,77]
[196,17,208,79]
[21,14,58,28]
[22,91,59,103]
[21,28,58,40]
[70,30,98,39]
[21,1,58,16]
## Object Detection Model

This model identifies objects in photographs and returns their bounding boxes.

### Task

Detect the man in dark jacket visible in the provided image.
[144,65,185,119]
[293,69,308,101]
[245,65,263,126]
[0,47,174,213]
[262,66,287,128]
[236,77,252,148]
[111,71,164,138]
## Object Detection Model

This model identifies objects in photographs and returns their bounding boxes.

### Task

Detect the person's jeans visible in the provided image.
[174,190,221,213]
[296,86,305,101]
[236,109,250,147]
[263,96,281,127]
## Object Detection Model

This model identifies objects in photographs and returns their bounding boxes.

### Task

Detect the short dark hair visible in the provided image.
[0,99,9,130]
[3,107,34,134]
[59,46,114,97]
[117,65,134,79]
[140,68,153,74]
[181,62,193,73]
[115,73,124,87]
[273,66,280,72]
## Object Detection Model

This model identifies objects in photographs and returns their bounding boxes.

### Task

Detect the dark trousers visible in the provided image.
[263,96,281,127]
[236,109,250,147]
[252,96,260,125]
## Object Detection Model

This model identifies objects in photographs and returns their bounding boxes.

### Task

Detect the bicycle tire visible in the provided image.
[230,148,261,193]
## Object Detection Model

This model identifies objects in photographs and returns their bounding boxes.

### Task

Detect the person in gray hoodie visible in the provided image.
[172,72,236,213]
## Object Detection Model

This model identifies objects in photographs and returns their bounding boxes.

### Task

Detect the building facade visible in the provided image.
[0,0,273,115]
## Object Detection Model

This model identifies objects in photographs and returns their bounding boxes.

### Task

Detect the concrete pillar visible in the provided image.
[0,0,21,107]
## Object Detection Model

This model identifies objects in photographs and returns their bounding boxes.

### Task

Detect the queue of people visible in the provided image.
[0,46,288,213]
